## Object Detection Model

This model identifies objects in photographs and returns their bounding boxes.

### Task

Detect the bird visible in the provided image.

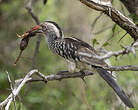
[27,21,134,108]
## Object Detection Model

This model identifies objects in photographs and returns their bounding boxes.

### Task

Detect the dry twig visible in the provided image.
[91,41,138,60]
[26,0,41,69]
[5,71,17,110]
[0,70,94,109]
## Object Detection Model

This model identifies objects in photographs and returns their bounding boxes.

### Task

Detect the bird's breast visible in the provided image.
[48,40,80,61]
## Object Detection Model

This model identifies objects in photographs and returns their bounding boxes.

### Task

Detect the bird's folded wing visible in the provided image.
[77,47,108,67]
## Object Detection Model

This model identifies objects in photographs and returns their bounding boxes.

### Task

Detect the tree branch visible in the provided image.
[91,12,103,29]
[0,70,37,109]
[26,0,41,69]
[79,0,138,40]
[98,45,137,60]
[82,41,138,61]
[105,65,138,71]
[93,25,113,35]
[5,71,17,110]
[0,70,94,109]
[0,65,138,109]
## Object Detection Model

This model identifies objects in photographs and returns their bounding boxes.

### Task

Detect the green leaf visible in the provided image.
[103,42,110,47]
[92,38,99,47]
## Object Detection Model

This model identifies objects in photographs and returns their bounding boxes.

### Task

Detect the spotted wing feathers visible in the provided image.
[63,37,107,67]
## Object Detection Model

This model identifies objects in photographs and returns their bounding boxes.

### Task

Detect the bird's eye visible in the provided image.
[41,24,45,28]
[40,24,47,31]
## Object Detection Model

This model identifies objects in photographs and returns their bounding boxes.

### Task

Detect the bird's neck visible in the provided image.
[47,34,57,43]
[46,30,63,42]
[44,30,64,51]
[45,32,59,51]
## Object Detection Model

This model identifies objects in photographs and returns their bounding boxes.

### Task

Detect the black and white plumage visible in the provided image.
[33,21,134,108]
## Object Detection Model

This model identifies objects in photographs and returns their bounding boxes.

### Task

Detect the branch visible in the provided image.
[91,12,103,29]
[0,70,37,109]
[98,46,135,60]
[0,70,94,109]
[26,0,41,69]
[5,71,17,110]
[1,64,138,109]
[105,65,138,71]
[93,25,113,35]
[79,0,138,40]
[95,41,138,60]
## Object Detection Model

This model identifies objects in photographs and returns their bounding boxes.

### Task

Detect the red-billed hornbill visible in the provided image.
[26,21,134,108]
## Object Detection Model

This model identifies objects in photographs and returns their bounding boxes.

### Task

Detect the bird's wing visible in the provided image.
[77,46,108,67]
[66,37,107,67]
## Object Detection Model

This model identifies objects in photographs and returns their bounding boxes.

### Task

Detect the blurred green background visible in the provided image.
[0,0,138,110]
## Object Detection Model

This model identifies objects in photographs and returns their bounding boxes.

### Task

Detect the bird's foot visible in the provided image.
[79,70,87,84]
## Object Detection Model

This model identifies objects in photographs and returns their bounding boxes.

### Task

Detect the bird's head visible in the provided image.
[25,21,64,39]
[40,21,63,38]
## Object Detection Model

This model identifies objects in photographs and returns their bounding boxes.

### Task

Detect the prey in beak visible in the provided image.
[14,25,43,65]
[16,25,43,39]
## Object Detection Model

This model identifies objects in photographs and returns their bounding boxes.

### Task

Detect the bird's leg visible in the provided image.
[79,70,87,85]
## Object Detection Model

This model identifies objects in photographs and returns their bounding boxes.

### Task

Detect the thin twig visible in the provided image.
[93,25,113,35]
[93,42,138,60]
[5,71,17,110]
[91,12,103,29]
[26,0,40,24]
[0,70,38,109]
[118,32,128,42]
[26,0,41,69]
[105,65,138,71]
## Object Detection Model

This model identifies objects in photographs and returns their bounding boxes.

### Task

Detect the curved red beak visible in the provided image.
[16,25,42,39]
[27,25,42,33]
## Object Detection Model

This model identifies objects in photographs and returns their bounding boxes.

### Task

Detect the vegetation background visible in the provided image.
[0,0,137,110]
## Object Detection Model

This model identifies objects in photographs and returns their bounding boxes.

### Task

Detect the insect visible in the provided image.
[14,25,41,65]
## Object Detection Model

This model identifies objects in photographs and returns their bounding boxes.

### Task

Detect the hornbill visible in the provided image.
[21,21,134,108]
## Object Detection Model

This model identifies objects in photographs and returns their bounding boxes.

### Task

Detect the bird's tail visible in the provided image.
[96,67,134,108]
